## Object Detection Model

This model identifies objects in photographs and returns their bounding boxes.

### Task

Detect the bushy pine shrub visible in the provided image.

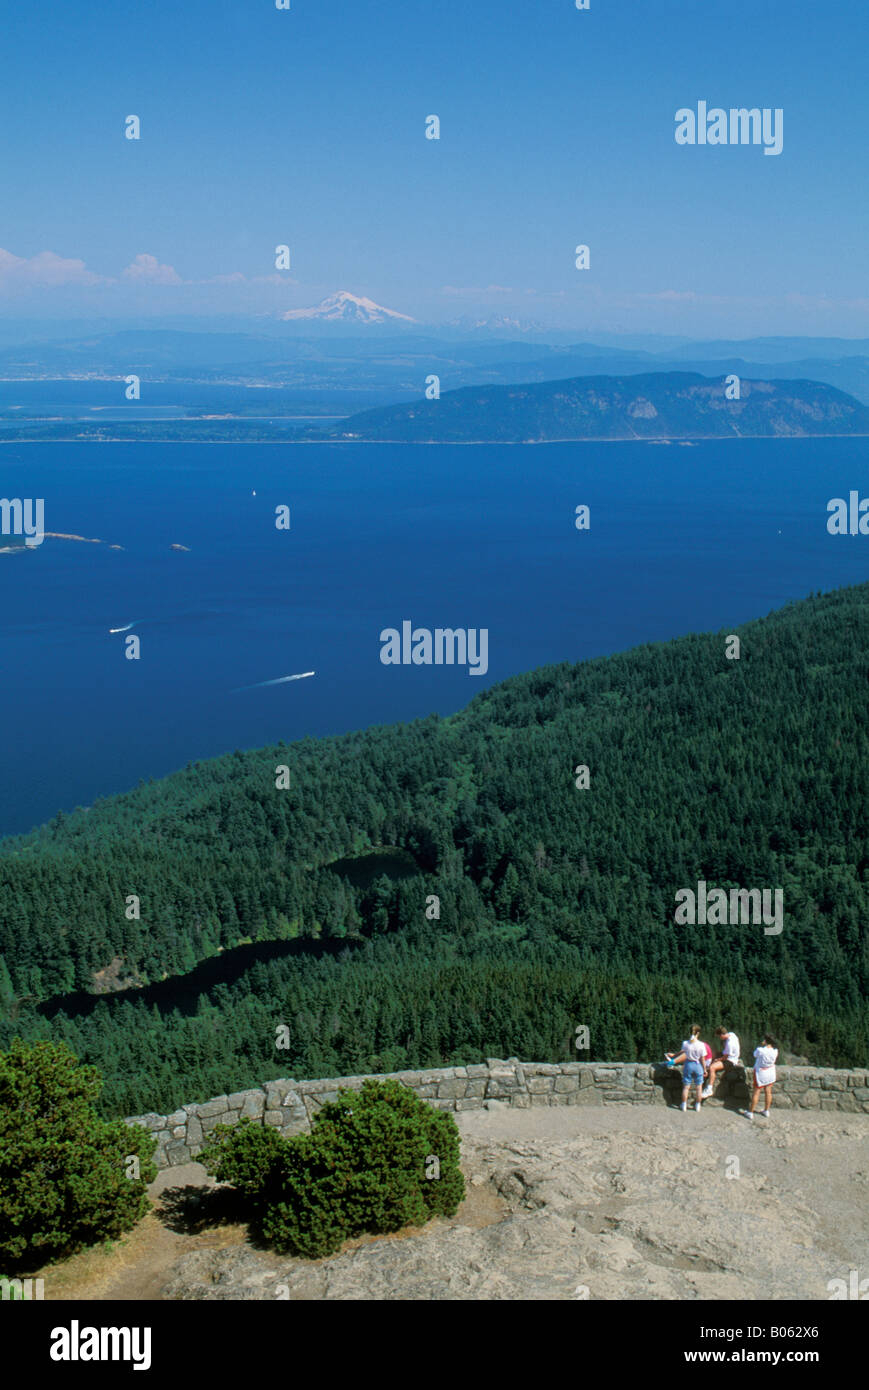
[0,1039,157,1270]
[200,1114,287,1198]
[202,1078,465,1258]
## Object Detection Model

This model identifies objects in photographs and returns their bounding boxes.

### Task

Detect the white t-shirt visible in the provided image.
[682,1038,706,1064]
[722,1032,740,1062]
[754,1045,778,1084]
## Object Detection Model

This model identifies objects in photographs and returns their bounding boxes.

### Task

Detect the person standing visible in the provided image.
[665,1024,708,1112]
[744,1034,778,1119]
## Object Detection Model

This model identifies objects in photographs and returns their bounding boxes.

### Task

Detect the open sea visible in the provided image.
[0,436,866,837]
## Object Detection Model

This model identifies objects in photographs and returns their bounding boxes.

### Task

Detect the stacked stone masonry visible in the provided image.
[127,1061,869,1169]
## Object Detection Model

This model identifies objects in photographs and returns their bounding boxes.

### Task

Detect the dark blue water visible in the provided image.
[0,438,866,837]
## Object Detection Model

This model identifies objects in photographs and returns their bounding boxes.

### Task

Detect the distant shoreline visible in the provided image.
[0,532,120,554]
[2,433,869,445]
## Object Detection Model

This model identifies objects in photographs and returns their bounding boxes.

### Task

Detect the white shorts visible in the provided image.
[754,1066,776,1087]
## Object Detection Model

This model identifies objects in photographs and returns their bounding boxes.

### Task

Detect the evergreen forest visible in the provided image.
[0,583,866,1116]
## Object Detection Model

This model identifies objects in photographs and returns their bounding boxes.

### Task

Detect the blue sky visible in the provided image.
[0,0,866,335]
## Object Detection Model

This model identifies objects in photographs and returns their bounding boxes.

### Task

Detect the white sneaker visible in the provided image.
[761,1110,770,1119]
[694,1101,701,1112]
[679,1101,687,1111]
[743,1109,754,1120]
[701,1087,713,1099]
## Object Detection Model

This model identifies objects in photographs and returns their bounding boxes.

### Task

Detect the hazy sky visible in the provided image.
[1,0,866,335]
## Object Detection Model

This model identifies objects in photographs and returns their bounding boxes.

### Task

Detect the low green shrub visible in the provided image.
[0,1039,157,1270]
[201,1114,286,1199]
[202,1078,465,1258]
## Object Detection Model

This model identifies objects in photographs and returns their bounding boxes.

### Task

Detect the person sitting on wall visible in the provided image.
[702,1026,741,1099]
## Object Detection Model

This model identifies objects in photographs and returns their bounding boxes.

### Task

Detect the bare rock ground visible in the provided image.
[156,1106,869,1301]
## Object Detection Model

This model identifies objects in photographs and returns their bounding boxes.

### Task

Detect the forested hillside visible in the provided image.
[322,372,869,441]
[1,583,866,1114]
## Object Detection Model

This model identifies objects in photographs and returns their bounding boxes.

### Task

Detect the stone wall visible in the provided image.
[127,1060,869,1170]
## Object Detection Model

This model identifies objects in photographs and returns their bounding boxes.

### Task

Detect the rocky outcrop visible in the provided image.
[159,1107,869,1300]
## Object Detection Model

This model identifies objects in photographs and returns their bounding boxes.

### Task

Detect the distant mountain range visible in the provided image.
[2,327,869,409]
[317,372,869,442]
[279,295,547,336]
[445,314,548,336]
[4,321,869,442]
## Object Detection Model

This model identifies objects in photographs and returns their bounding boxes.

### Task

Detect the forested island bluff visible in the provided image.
[3,371,869,444]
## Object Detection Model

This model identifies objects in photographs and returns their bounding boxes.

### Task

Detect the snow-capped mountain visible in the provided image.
[281,292,416,324]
